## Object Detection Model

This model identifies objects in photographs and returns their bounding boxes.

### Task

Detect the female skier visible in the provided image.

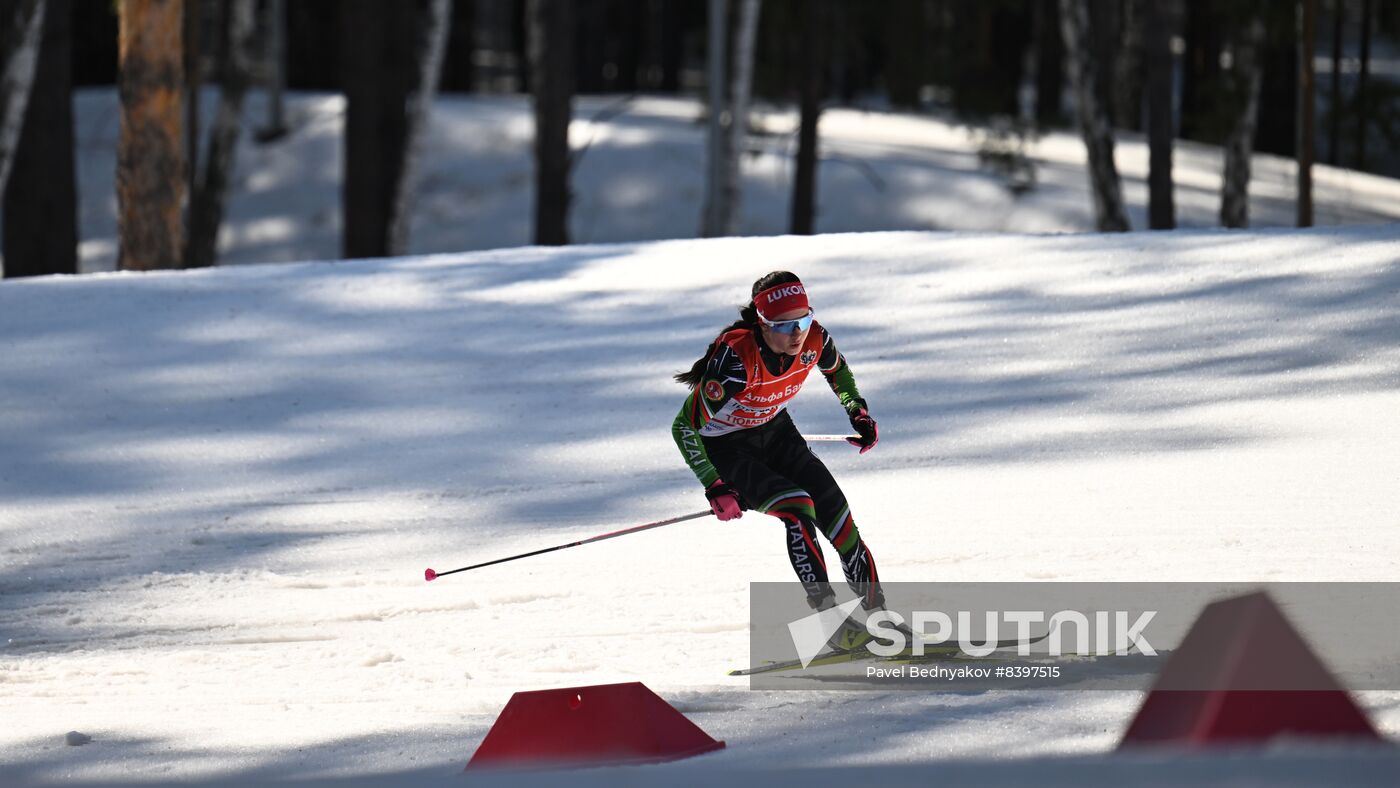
[672,271,884,639]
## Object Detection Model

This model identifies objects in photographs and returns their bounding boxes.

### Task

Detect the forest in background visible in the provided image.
[2,0,1398,277]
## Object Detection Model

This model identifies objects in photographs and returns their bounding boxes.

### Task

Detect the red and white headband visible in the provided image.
[754,281,809,320]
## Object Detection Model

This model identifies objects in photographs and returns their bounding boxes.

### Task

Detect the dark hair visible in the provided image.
[674,271,802,386]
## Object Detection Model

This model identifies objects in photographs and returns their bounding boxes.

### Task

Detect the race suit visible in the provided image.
[672,321,882,608]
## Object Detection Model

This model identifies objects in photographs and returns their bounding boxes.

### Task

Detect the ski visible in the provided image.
[727,648,871,676]
[729,631,1050,677]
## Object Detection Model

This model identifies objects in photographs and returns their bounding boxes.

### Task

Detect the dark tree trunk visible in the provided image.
[341,0,417,259]
[1180,0,1222,141]
[657,0,683,92]
[514,0,531,93]
[436,0,474,91]
[1326,0,1342,165]
[790,0,827,235]
[829,1,882,103]
[951,3,1030,119]
[1254,8,1297,157]
[1355,0,1371,170]
[4,0,75,278]
[183,0,198,204]
[1061,0,1129,231]
[256,0,289,141]
[530,0,574,245]
[186,0,254,269]
[71,1,118,87]
[118,0,185,271]
[1035,0,1065,125]
[1113,0,1144,131]
[1297,0,1315,227]
[1088,0,1120,125]
[284,0,341,91]
[574,0,605,92]
[1143,0,1174,229]
[882,0,925,110]
[613,0,642,92]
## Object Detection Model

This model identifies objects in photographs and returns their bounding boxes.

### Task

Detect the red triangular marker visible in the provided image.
[1121,590,1382,747]
[467,682,725,769]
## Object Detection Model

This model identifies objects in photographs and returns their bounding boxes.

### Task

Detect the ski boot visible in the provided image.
[806,586,877,652]
[858,591,919,652]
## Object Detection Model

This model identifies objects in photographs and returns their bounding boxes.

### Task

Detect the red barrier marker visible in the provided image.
[1121,590,1382,747]
[467,682,725,769]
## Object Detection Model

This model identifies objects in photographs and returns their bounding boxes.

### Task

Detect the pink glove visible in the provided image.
[705,480,744,521]
[847,407,879,454]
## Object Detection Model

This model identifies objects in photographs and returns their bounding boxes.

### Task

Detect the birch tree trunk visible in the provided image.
[0,0,46,200]
[118,0,185,271]
[4,0,76,278]
[1144,0,1174,229]
[529,0,573,246]
[1060,0,1129,232]
[700,0,728,238]
[1220,14,1265,229]
[388,0,452,255]
[720,0,759,237]
[186,0,254,269]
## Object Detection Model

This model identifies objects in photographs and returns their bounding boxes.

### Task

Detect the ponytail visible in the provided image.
[672,270,802,387]
[673,308,756,387]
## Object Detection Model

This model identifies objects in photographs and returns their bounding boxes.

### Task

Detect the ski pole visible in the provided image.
[805,434,861,442]
[424,509,713,581]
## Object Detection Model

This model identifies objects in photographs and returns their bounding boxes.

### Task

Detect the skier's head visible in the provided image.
[748,272,812,356]
[674,271,812,386]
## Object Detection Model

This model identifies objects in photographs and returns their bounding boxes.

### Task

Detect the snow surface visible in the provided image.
[42,90,1400,277]
[2,226,1399,784]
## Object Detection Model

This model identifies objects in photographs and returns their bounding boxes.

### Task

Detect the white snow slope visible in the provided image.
[2,226,1400,785]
